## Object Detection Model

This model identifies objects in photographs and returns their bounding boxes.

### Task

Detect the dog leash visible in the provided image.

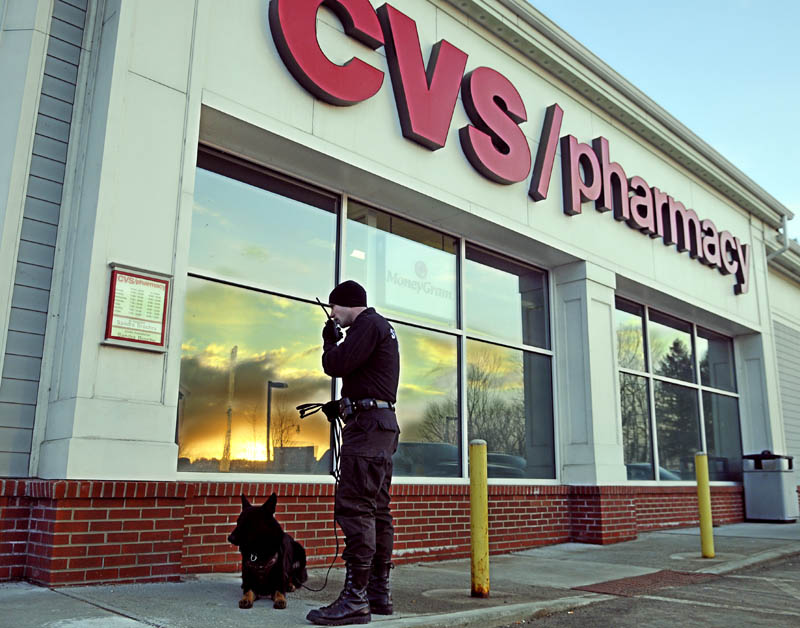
[295,402,344,592]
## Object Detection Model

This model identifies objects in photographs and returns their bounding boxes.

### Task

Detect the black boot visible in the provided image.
[306,563,371,625]
[366,560,393,615]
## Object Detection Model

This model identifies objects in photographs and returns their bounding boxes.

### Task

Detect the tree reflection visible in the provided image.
[620,374,650,467]
[419,349,525,456]
[654,340,699,477]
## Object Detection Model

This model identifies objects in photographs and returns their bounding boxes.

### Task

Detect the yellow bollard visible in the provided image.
[695,452,715,558]
[469,439,489,597]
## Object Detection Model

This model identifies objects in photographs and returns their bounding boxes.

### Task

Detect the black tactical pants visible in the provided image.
[335,409,399,566]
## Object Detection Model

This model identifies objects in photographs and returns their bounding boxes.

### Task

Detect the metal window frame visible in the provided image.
[617,300,741,482]
[179,152,559,484]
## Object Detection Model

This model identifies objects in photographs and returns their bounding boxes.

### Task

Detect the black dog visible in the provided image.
[227,492,308,609]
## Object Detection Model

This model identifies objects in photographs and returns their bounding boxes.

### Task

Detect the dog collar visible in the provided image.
[246,551,279,573]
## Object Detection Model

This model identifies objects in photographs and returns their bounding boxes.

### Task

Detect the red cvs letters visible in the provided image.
[269,0,385,106]
[267,0,751,296]
[377,5,467,150]
[268,0,527,176]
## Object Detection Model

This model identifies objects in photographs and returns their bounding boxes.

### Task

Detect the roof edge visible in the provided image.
[443,0,793,229]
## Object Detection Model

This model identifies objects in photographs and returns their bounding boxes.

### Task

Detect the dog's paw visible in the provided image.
[273,591,287,609]
[238,590,255,609]
[286,583,296,592]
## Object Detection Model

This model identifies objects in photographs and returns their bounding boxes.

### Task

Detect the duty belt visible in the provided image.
[353,398,395,411]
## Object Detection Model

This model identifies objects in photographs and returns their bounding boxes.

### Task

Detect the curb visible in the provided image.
[698,543,800,575]
[372,594,613,628]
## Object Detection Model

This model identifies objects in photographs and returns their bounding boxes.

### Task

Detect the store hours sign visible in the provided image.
[267,0,752,295]
[104,266,170,350]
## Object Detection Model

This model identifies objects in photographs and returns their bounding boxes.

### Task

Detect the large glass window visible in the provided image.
[191,151,337,300]
[697,327,736,392]
[393,323,459,477]
[620,373,652,480]
[464,247,549,349]
[702,392,743,481]
[346,201,458,328]
[649,311,694,383]
[654,380,701,480]
[466,340,554,478]
[615,298,742,481]
[178,279,332,473]
[178,147,556,480]
[615,300,646,372]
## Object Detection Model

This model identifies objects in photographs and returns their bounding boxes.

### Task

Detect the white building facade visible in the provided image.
[1,0,798,586]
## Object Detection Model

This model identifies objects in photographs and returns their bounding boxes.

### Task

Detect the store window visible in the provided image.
[178,279,331,473]
[464,247,554,479]
[190,153,337,300]
[178,147,556,480]
[346,201,458,329]
[615,298,742,481]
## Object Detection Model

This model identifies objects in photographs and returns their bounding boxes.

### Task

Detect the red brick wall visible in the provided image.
[0,481,29,581]
[0,479,747,586]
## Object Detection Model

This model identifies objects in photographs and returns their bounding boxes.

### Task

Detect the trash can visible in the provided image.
[742,450,799,522]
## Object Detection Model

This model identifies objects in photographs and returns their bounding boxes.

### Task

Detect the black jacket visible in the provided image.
[322,307,400,404]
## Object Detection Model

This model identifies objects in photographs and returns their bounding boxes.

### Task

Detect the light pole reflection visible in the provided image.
[267,380,288,464]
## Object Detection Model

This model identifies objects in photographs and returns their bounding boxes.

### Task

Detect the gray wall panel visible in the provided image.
[0,0,86,477]
[8,308,47,335]
[15,262,53,291]
[774,321,800,462]
[24,197,60,225]
[33,133,69,162]
[63,0,89,12]
[17,240,56,267]
[53,0,86,29]
[26,175,63,204]
[11,286,50,313]
[44,55,78,84]
[5,331,45,358]
[1,355,43,382]
[21,217,58,246]
[46,37,81,65]
[50,17,84,47]
[0,453,30,477]
[29,155,66,184]
[35,114,71,141]
[41,75,76,105]
[0,379,39,405]
[0,403,36,429]
[0,427,34,453]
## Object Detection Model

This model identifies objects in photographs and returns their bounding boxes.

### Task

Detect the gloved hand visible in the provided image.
[322,319,343,344]
[321,400,339,423]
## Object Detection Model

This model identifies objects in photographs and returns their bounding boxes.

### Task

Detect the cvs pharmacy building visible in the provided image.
[1,0,799,585]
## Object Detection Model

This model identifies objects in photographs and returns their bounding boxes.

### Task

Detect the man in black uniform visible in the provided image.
[307,280,400,626]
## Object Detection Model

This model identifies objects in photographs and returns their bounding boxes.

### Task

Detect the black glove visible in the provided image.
[322,319,343,344]
[321,400,339,423]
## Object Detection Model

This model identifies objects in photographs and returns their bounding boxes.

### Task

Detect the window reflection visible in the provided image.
[191,153,337,301]
[620,373,653,480]
[392,323,459,477]
[466,340,554,479]
[702,392,742,481]
[615,299,646,372]
[698,327,736,392]
[654,380,701,480]
[346,201,458,328]
[465,247,549,349]
[649,310,694,383]
[178,278,332,474]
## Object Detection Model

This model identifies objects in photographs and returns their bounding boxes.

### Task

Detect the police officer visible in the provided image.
[307,280,400,626]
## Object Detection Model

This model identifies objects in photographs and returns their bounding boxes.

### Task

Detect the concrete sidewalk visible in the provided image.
[3,521,800,627]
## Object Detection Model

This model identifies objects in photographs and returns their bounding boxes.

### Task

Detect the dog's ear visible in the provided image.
[262,492,277,515]
[240,494,251,509]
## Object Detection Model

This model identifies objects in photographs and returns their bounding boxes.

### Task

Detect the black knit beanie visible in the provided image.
[328,280,367,307]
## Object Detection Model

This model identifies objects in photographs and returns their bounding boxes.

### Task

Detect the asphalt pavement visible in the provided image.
[3,521,800,627]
